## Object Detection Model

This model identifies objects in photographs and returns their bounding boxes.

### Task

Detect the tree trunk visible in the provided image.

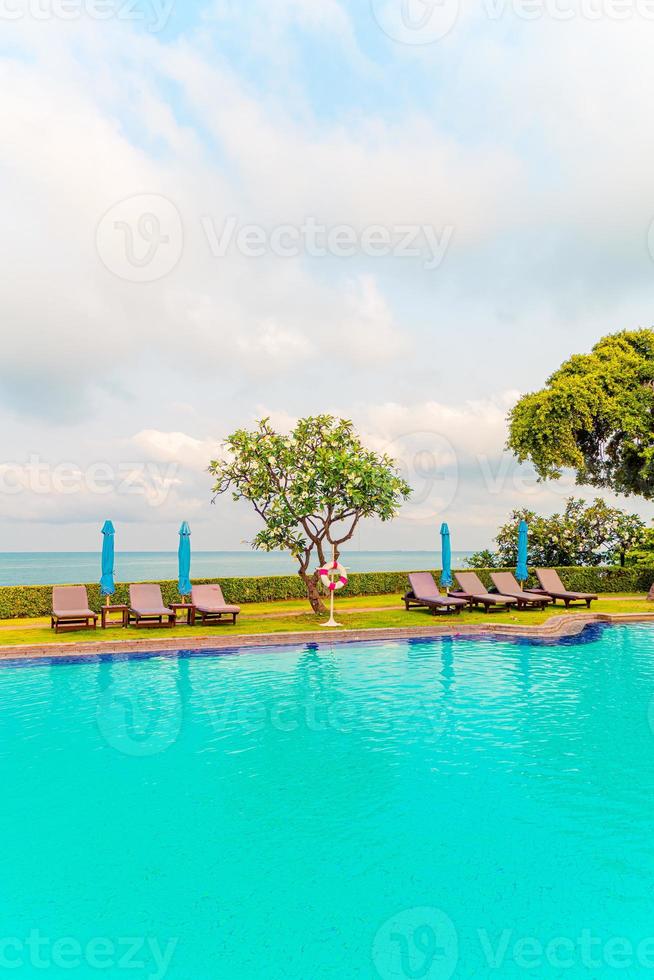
[300,569,327,615]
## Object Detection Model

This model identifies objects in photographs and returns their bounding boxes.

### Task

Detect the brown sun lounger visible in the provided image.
[452,571,519,613]
[128,584,176,628]
[403,573,468,615]
[531,569,598,609]
[490,572,553,610]
[51,586,98,633]
[191,584,240,626]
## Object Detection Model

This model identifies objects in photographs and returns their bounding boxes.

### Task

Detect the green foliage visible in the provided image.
[468,497,645,569]
[457,566,654,594]
[508,330,654,497]
[209,416,411,610]
[0,572,418,619]
[4,565,654,621]
[465,549,500,569]
[625,528,654,567]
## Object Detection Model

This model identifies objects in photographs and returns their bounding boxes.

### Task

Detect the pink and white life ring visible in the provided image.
[318,561,348,593]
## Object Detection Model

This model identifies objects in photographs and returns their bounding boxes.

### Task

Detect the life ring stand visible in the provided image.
[318,561,348,593]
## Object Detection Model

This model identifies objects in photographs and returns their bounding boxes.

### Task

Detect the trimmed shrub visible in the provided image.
[471,566,654,594]
[1,566,653,620]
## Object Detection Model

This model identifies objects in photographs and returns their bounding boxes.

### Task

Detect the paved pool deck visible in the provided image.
[1,610,653,661]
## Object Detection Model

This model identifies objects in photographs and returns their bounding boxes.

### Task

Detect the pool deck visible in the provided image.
[1,610,654,661]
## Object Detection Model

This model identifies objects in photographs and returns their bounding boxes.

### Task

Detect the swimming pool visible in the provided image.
[2,623,654,978]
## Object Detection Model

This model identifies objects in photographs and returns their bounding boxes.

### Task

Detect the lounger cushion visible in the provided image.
[478,593,518,605]
[455,572,518,604]
[536,569,597,600]
[129,584,174,615]
[407,573,467,607]
[192,584,240,614]
[194,603,241,614]
[131,607,173,616]
[52,586,96,618]
[54,608,97,618]
[490,572,553,603]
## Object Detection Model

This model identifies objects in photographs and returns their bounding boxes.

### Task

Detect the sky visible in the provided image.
[1,0,654,553]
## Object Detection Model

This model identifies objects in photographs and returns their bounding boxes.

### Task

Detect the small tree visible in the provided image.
[209,416,411,613]
[465,549,499,570]
[580,499,645,566]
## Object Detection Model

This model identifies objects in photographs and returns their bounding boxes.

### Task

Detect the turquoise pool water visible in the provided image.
[2,624,654,978]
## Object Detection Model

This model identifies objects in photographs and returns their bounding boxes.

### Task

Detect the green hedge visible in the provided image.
[2,566,653,620]
[0,571,415,619]
[470,566,654,594]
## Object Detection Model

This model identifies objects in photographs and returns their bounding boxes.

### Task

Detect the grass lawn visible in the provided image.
[0,594,652,648]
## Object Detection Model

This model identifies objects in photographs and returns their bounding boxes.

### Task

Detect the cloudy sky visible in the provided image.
[2,0,654,553]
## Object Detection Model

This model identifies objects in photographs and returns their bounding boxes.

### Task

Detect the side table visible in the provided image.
[101,604,130,629]
[170,602,195,626]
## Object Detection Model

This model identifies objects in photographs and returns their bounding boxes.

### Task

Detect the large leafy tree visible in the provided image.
[508,330,654,498]
[209,416,411,613]
[467,497,645,569]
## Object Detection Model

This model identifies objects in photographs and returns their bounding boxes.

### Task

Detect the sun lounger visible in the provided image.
[128,584,176,628]
[403,573,468,615]
[490,572,553,610]
[51,586,98,633]
[531,569,597,609]
[191,584,240,625]
[452,571,519,613]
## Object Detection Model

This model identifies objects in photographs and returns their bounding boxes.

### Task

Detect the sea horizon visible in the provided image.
[0,549,476,587]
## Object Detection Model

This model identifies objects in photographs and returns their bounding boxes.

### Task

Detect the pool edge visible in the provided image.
[1,611,653,662]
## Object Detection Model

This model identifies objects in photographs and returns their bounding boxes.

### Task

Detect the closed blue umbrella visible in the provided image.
[178,521,192,598]
[440,522,453,588]
[516,519,529,585]
[100,520,115,602]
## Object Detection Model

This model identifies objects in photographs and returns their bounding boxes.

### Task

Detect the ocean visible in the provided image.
[0,551,475,587]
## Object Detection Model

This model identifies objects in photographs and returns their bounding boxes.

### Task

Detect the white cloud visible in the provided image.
[131,430,218,469]
[362,391,521,459]
[2,5,654,550]
[235,320,314,368]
